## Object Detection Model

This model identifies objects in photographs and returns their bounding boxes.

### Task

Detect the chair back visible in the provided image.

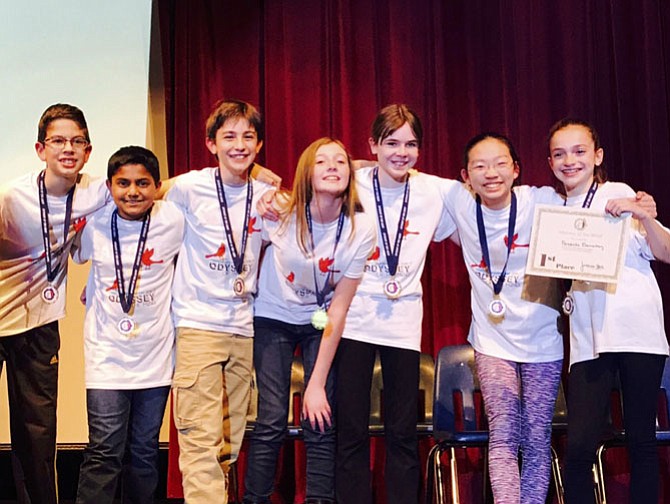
[552,378,568,430]
[368,352,435,434]
[369,352,383,426]
[288,355,305,426]
[419,353,435,425]
[432,344,480,440]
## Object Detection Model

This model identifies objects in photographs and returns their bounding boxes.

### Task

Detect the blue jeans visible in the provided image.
[76,386,170,504]
[243,317,336,503]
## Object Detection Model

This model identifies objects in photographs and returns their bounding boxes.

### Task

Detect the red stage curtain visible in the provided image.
[158,1,670,501]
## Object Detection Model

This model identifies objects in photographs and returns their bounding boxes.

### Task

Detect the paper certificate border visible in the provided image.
[527,204,630,283]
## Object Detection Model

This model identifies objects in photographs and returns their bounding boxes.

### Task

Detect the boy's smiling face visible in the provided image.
[106,163,160,220]
[205,117,263,185]
[35,118,91,184]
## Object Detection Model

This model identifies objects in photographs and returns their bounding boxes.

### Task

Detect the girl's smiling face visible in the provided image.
[548,124,604,196]
[462,137,519,210]
[370,122,419,186]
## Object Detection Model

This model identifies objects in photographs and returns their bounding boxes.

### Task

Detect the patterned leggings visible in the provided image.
[475,351,563,504]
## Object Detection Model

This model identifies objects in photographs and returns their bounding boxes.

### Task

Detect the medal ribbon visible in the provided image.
[38,170,75,283]
[111,209,151,314]
[476,191,517,297]
[563,180,598,208]
[215,170,253,275]
[305,203,346,308]
[372,167,410,277]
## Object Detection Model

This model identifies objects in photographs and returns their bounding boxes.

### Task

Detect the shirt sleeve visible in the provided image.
[632,218,670,261]
[164,174,188,210]
[344,212,377,279]
[71,214,94,264]
[532,185,564,206]
[434,177,463,241]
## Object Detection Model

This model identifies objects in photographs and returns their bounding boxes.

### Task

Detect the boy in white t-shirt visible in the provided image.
[165,99,273,503]
[0,104,108,504]
[72,146,184,504]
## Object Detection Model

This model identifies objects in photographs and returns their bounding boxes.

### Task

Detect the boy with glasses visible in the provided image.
[0,103,109,504]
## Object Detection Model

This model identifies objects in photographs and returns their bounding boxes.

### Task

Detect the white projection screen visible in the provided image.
[0,0,158,443]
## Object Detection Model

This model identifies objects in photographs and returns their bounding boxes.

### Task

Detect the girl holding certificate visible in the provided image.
[335,104,457,504]
[243,138,375,504]
[548,118,670,504]
[439,133,565,503]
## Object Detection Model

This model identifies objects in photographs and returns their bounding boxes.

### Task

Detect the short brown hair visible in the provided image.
[370,104,423,147]
[37,103,90,143]
[205,99,263,142]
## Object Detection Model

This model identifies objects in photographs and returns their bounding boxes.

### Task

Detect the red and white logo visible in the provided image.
[205,243,226,259]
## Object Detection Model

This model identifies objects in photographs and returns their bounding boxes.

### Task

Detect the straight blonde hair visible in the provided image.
[280,137,363,255]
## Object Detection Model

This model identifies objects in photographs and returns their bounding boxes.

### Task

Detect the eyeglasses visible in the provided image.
[43,136,90,150]
[468,160,514,173]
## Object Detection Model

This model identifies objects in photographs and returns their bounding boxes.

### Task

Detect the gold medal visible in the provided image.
[311,308,329,330]
[41,285,59,304]
[383,279,402,299]
[562,293,575,316]
[233,276,246,297]
[117,317,136,336]
[488,298,506,318]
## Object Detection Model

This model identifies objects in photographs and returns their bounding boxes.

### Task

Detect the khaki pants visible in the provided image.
[173,327,253,503]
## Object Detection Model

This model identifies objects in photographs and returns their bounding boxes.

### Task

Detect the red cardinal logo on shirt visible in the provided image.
[141,248,164,266]
[286,271,295,283]
[319,257,340,274]
[368,246,380,261]
[504,233,529,251]
[106,279,119,292]
[248,216,261,235]
[73,217,87,233]
[402,220,419,237]
[471,256,487,269]
[205,243,226,259]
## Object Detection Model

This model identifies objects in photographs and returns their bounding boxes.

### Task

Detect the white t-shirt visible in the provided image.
[73,200,184,389]
[564,181,669,365]
[255,210,376,324]
[166,168,272,337]
[441,182,564,363]
[0,172,109,337]
[341,167,457,352]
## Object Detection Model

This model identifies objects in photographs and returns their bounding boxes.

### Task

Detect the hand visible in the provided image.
[635,191,657,219]
[257,189,280,221]
[301,382,332,433]
[252,165,282,188]
[606,193,656,221]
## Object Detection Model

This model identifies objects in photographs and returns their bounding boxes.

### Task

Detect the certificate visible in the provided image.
[526,204,630,283]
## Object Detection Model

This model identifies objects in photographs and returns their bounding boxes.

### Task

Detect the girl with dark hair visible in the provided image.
[548,119,670,504]
[441,133,565,502]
